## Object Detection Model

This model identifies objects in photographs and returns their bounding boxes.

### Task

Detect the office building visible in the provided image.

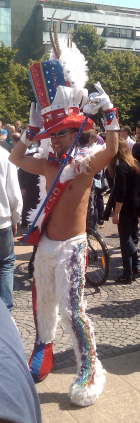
[0,0,140,65]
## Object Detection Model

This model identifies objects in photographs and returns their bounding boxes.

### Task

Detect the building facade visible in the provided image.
[0,0,140,64]
[0,0,11,47]
[41,4,140,59]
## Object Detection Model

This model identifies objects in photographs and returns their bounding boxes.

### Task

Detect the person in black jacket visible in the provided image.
[108,139,140,284]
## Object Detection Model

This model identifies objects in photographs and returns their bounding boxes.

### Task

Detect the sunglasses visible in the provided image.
[50,129,72,138]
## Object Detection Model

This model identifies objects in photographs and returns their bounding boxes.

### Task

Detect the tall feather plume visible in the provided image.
[49,11,88,106]
[49,10,58,59]
[54,13,71,59]
[67,25,70,48]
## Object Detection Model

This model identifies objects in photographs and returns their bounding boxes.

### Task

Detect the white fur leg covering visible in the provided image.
[34,236,59,343]
[55,234,106,407]
[69,358,106,407]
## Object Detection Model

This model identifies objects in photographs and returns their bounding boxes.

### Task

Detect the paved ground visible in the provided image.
[13,215,140,372]
[12,212,140,422]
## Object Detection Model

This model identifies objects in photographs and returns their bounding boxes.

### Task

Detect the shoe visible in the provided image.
[133,269,140,278]
[29,334,54,383]
[115,275,133,284]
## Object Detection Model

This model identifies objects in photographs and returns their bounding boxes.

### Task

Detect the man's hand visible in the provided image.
[112,214,119,225]
[13,224,17,236]
[21,102,43,146]
[83,81,113,115]
[29,102,43,129]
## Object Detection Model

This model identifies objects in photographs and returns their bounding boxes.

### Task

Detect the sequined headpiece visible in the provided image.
[29,10,93,140]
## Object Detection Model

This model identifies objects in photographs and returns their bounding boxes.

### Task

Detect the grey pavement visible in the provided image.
[12,215,140,422]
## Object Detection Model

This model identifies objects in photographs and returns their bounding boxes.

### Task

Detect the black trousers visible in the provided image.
[118,214,139,279]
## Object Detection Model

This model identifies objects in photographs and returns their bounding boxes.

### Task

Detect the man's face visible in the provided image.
[119,128,127,140]
[15,121,21,131]
[50,129,77,157]
[0,121,2,129]
[136,127,140,142]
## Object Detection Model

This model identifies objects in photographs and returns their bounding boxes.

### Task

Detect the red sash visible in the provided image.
[19,178,70,245]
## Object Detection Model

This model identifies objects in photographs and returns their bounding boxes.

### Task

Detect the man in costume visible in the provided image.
[9,12,119,407]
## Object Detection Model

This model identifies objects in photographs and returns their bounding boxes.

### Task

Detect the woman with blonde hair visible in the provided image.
[5,124,15,148]
[108,138,140,283]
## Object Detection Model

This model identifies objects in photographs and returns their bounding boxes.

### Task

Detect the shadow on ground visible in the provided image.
[14,262,33,291]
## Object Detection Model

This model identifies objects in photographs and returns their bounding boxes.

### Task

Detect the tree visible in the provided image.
[0,43,50,124]
[73,24,106,71]
[73,25,140,128]
[0,42,33,123]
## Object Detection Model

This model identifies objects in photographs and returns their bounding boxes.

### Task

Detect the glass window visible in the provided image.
[53,21,61,33]
[61,22,68,33]
[136,30,140,38]
[0,2,6,7]
[0,7,11,46]
[120,28,126,38]
[44,20,60,33]
[126,29,132,38]
[44,20,51,31]
[0,23,8,32]
[108,27,114,37]
[0,14,10,24]
[114,28,120,37]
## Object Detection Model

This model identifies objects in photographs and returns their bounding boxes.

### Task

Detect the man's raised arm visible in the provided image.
[83,81,119,176]
[90,130,118,176]
[9,102,45,176]
[9,138,44,176]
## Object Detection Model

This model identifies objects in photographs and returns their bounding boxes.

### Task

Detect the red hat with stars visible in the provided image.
[29,11,93,140]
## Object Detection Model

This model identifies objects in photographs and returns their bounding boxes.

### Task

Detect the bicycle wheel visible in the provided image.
[86,228,110,287]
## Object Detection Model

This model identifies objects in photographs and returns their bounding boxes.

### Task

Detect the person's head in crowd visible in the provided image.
[11,132,21,147]
[136,121,140,142]
[108,138,140,178]
[78,131,90,147]
[9,125,15,137]
[87,129,97,146]
[0,122,7,140]
[5,123,11,131]
[95,126,101,135]
[132,142,140,163]
[22,122,29,132]
[0,127,2,140]
[15,120,22,133]
[120,125,131,140]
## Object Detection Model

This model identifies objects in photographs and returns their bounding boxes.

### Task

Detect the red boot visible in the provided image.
[29,335,54,382]
[29,278,54,382]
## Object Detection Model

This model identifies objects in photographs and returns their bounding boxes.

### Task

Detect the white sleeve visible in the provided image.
[6,161,23,225]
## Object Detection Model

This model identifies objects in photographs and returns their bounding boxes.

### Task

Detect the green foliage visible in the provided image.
[0,42,32,124]
[1,24,140,129]
[73,25,140,129]
[0,43,50,124]
[73,24,106,71]
[45,0,96,12]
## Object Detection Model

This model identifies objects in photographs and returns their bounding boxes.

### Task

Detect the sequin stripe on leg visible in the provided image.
[69,240,96,389]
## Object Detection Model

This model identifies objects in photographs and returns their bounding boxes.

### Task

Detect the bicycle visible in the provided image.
[86,227,110,287]
[86,184,110,287]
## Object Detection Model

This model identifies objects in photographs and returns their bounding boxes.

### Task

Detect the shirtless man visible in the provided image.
[9,83,119,407]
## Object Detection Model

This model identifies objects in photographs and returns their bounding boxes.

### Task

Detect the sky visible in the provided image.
[71,0,140,11]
